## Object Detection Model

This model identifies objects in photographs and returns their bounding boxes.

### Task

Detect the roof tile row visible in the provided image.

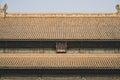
[0,16,120,40]
[0,54,120,69]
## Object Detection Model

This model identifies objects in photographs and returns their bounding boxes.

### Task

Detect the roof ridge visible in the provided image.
[0,13,120,18]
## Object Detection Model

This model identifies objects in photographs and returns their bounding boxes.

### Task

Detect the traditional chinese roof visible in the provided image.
[0,13,120,40]
[0,54,120,69]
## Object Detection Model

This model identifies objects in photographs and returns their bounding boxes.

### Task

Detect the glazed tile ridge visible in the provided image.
[0,13,120,18]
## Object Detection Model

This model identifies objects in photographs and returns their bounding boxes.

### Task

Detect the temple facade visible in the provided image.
[0,4,120,80]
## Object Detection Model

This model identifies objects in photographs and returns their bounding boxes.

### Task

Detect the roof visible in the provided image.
[0,54,120,69]
[0,13,120,40]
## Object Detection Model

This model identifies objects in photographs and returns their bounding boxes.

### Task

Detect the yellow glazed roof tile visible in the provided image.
[0,13,120,40]
[0,54,120,69]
